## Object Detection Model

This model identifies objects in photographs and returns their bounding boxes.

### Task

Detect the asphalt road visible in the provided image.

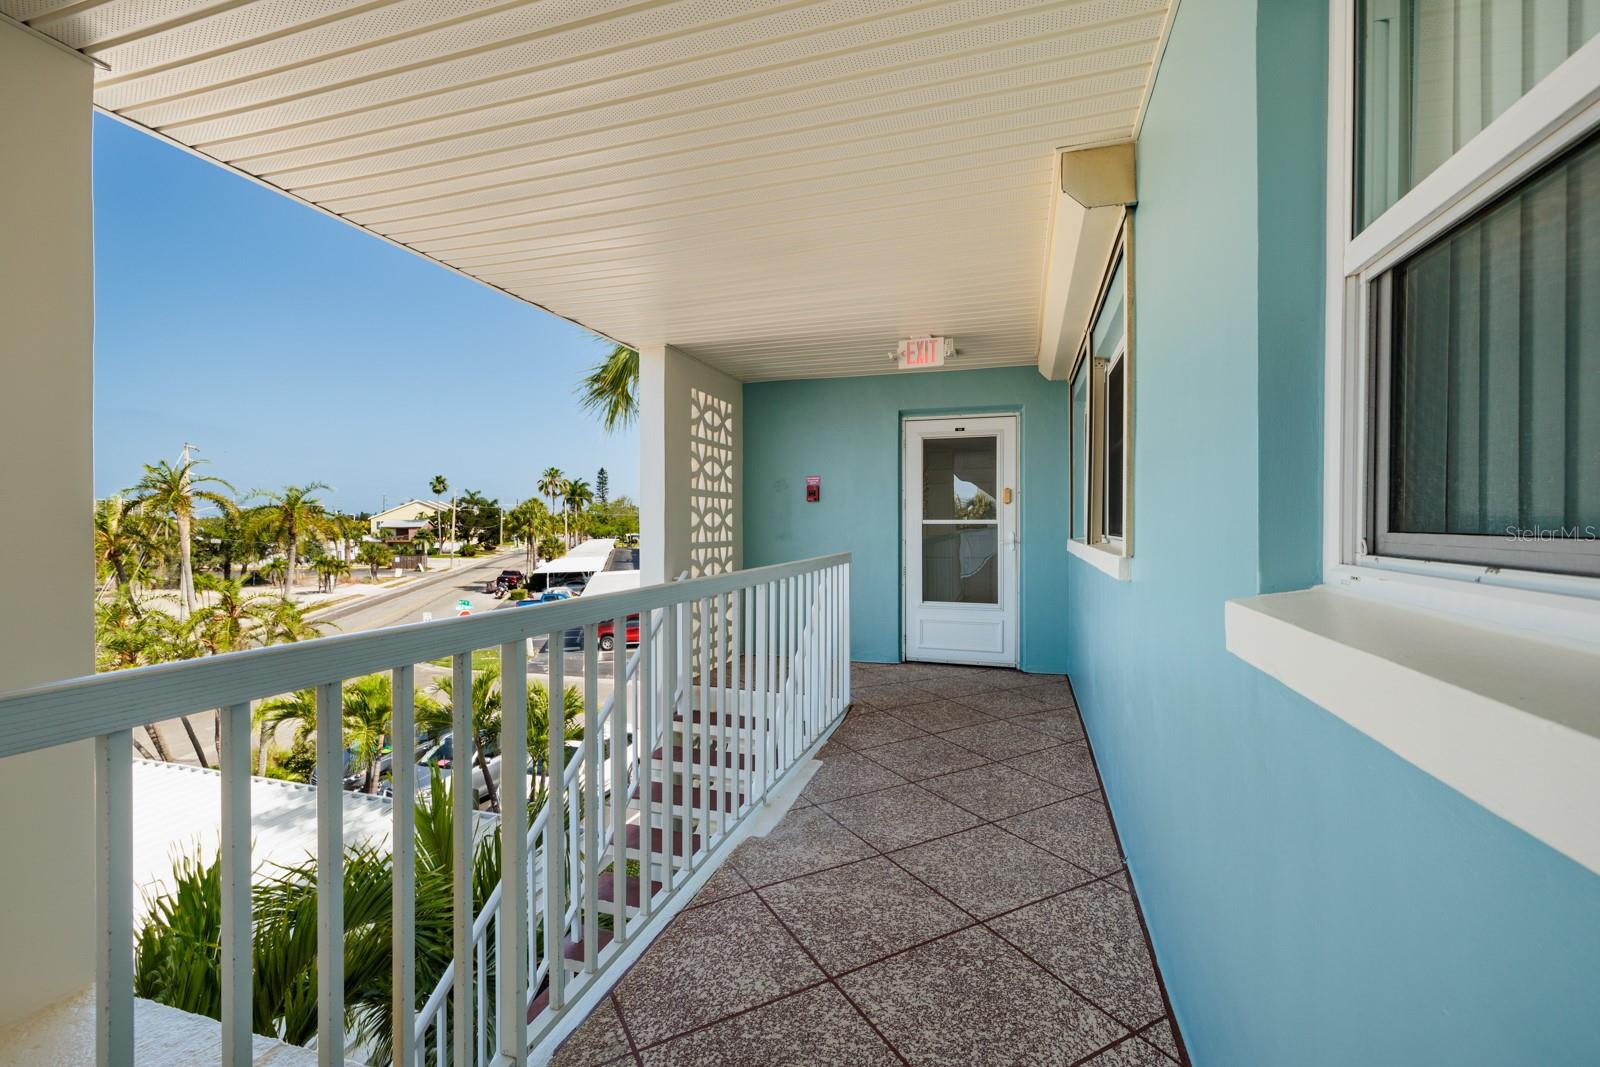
[317,551,618,680]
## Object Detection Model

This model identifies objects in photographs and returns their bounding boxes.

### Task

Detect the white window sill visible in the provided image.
[1068,539,1130,581]
[1225,586,1600,877]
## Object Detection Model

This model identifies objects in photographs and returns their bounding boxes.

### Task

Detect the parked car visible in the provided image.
[416,731,501,805]
[540,587,574,602]
[597,614,641,652]
[497,569,524,588]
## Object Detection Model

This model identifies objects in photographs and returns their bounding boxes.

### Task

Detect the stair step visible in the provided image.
[675,708,762,731]
[652,745,752,771]
[624,822,702,858]
[634,780,745,813]
[562,929,615,966]
[597,870,663,909]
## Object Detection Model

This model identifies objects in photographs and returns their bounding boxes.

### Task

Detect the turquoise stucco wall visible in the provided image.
[1067,1,1600,1065]
[742,365,1070,673]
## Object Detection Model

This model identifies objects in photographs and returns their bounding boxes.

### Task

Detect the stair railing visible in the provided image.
[0,553,849,1067]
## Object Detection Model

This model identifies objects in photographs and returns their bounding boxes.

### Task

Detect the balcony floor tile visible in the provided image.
[920,761,1071,820]
[1000,793,1126,875]
[821,783,984,851]
[990,881,1168,1030]
[609,893,823,1048]
[550,996,634,1067]
[758,856,969,974]
[884,698,997,734]
[1004,739,1103,792]
[636,986,898,1067]
[573,664,1186,1067]
[728,806,876,887]
[796,750,908,804]
[888,824,1094,918]
[839,926,1125,1066]
[858,733,991,781]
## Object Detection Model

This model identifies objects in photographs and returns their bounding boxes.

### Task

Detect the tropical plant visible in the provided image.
[537,534,564,562]
[190,575,278,655]
[313,556,352,593]
[576,343,639,432]
[527,680,585,790]
[356,539,394,578]
[131,457,236,619]
[506,497,553,569]
[419,665,503,812]
[94,494,159,603]
[342,674,393,793]
[430,474,457,546]
[537,467,564,516]
[133,772,501,1063]
[251,483,331,596]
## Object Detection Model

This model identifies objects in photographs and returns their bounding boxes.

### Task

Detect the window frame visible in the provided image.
[1068,214,1134,575]
[1324,0,1600,638]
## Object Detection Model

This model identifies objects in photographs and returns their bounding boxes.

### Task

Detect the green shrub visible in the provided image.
[506,586,529,600]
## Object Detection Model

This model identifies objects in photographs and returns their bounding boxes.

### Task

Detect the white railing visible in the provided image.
[0,553,851,1067]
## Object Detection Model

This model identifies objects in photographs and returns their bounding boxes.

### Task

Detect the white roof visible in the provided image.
[581,569,642,598]
[8,0,1176,382]
[130,760,493,920]
[536,539,616,574]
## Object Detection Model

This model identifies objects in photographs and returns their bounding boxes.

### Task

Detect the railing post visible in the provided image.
[609,615,629,940]
[219,702,253,1067]
[544,638,567,1014]
[499,642,529,1065]
[582,625,601,974]
[95,729,133,1067]
[639,609,656,919]
[450,652,473,1067]
[754,584,769,800]
[391,666,417,1067]
[843,562,852,707]
[315,681,345,1067]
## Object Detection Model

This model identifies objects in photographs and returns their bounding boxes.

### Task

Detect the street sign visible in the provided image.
[456,599,472,610]
[421,612,433,623]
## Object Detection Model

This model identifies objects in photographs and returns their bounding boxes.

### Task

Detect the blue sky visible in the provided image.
[92,114,637,515]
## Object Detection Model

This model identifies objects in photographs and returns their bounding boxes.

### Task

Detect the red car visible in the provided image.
[596,614,640,652]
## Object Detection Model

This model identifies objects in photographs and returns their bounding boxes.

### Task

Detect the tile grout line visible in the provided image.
[748,887,914,1067]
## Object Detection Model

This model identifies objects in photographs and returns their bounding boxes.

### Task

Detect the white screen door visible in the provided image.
[903,415,1019,666]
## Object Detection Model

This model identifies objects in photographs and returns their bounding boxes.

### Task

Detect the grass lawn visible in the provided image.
[427,649,502,671]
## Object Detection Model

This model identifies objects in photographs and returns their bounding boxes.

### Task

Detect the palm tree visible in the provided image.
[420,665,504,812]
[314,556,351,593]
[132,457,236,619]
[190,575,277,655]
[527,679,585,796]
[564,478,594,547]
[252,483,331,597]
[94,495,158,607]
[576,343,639,432]
[342,675,393,794]
[357,539,394,578]
[430,474,457,546]
[537,467,565,517]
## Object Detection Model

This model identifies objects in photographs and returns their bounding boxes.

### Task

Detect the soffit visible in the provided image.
[6,0,1174,381]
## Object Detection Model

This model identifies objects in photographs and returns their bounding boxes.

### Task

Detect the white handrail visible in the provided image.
[3,555,851,1067]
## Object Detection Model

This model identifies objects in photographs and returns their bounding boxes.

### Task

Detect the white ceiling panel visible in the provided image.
[7,0,1175,380]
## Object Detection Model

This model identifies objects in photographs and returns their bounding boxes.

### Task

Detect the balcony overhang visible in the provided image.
[3,0,1176,382]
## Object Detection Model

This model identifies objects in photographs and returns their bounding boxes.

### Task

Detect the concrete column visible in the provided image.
[0,20,98,1027]
[637,344,743,585]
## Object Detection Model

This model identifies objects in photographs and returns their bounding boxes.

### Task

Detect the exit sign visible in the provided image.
[896,336,953,370]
